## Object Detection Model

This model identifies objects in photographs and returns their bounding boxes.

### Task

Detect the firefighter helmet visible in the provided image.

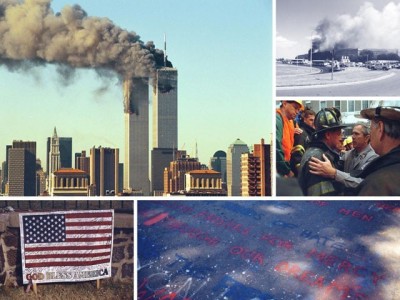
[314,107,347,134]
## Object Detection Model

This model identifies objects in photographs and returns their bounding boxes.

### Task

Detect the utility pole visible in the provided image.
[310,31,313,73]
[331,49,334,80]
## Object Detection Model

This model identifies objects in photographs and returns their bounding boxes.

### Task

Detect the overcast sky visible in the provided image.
[277,0,400,59]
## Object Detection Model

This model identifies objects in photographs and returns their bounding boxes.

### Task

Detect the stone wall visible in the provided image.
[0,200,133,211]
[0,203,133,287]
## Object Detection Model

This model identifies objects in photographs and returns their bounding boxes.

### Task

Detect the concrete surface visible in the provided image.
[138,200,400,300]
[277,64,395,88]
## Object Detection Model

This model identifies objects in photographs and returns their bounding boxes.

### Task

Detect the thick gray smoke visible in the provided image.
[312,1,400,51]
[0,0,166,81]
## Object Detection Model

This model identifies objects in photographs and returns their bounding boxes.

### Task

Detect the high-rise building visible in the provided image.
[75,150,90,174]
[36,168,47,196]
[1,145,11,194]
[90,146,119,196]
[8,141,36,196]
[209,150,227,183]
[59,137,72,168]
[124,78,150,196]
[151,67,178,195]
[163,151,201,195]
[241,139,271,196]
[46,129,72,175]
[48,127,61,176]
[226,138,249,196]
[151,148,176,196]
[118,163,124,194]
[153,67,178,148]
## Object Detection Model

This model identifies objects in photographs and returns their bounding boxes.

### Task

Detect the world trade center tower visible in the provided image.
[151,67,178,195]
[124,67,178,196]
[153,67,178,149]
[123,78,150,195]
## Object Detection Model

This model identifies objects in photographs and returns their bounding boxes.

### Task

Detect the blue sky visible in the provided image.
[0,0,272,169]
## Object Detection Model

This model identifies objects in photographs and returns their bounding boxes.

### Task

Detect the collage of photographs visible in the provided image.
[0,0,399,299]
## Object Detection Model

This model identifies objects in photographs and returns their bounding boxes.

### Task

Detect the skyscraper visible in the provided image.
[124,78,150,195]
[59,137,72,168]
[46,128,72,175]
[151,67,178,195]
[48,127,61,176]
[1,145,11,194]
[152,67,178,149]
[75,150,90,174]
[241,139,272,196]
[210,150,227,183]
[226,138,249,196]
[8,141,36,196]
[151,148,176,196]
[90,146,119,196]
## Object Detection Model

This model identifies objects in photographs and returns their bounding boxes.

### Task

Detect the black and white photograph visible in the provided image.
[276,0,400,97]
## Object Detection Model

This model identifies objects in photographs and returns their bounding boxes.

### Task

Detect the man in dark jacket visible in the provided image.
[298,107,347,196]
[307,123,378,195]
[355,106,400,196]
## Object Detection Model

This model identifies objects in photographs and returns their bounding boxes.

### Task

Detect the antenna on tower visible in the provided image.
[164,33,167,67]
[195,141,198,160]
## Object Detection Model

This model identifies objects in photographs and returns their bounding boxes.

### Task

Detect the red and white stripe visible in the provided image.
[23,211,113,268]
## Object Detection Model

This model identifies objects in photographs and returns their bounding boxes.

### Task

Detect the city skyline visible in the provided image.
[0,0,272,169]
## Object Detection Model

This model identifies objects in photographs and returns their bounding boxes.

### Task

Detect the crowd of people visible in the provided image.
[276,101,400,196]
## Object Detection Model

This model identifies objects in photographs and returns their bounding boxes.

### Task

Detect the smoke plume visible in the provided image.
[312,1,400,51]
[0,0,166,81]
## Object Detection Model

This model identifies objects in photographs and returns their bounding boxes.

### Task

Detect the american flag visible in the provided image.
[21,210,113,270]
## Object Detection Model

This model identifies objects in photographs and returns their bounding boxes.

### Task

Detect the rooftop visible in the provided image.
[54,168,88,175]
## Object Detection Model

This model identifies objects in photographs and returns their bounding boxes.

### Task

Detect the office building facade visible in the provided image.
[152,67,178,149]
[163,152,201,195]
[1,145,11,194]
[46,128,72,175]
[124,78,150,195]
[226,138,249,196]
[151,67,178,195]
[8,141,36,196]
[75,150,90,174]
[209,150,227,184]
[151,148,176,196]
[241,139,272,196]
[90,146,119,196]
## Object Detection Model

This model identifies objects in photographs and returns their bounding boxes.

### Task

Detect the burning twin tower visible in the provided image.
[0,0,178,195]
[123,68,178,196]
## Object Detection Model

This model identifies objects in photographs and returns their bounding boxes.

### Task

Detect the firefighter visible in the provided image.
[307,123,378,195]
[290,107,316,177]
[298,107,347,196]
[276,100,303,177]
[355,106,400,196]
